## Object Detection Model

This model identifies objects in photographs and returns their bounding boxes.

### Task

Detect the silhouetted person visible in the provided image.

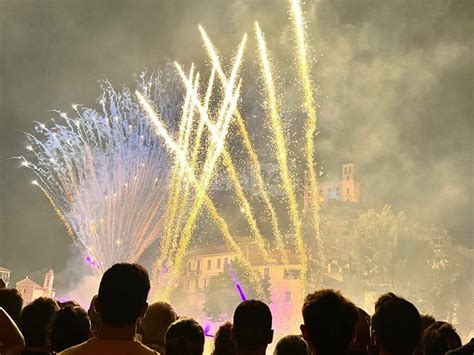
[58,301,80,309]
[0,279,6,289]
[415,314,436,355]
[423,321,462,355]
[232,299,273,355]
[20,297,60,355]
[301,289,358,355]
[371,293,421,355]
[273,335,309,355]
[0,288,23,324]
[140,301,177,353]
[59,263,157,354]
[213,322,237,355]
[165,317,204,355]
[349,308,371,355]
[51,306,91,353]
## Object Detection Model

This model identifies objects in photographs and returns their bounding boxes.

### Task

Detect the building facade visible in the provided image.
[16,269,55,304]
[176,238,304,334]
[0,267,11,288]
[304,163,360,212]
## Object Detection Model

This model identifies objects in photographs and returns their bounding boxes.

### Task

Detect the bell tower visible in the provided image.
[43,269,54,294]
[341,163,359,203]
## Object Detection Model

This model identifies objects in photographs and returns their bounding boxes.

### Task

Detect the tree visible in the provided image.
[203,259,271,321]
[350,205,473,333]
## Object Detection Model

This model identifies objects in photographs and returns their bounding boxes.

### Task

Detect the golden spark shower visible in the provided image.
[20,0,322,301]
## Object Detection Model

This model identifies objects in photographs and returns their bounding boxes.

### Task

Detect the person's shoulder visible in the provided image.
[135,341,160,355]
[57,340,91,355]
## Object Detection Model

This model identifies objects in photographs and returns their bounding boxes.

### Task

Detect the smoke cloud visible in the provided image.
[0,0,471,290]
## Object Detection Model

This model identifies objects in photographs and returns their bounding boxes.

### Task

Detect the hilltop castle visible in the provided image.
[304,162,360,211]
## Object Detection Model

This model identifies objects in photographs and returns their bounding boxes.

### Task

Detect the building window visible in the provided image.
[285,291,292,302]
[348,166,352,174]
[196,260,201,272]
[336,187,340,191]
[203,278,207,287]
[207,259,212,270]
[217,258,221,269]
[195,279,199,289]
[283,269,301,279]
[346,187,350,194]
[346,175,350,181]
[186,279,190,289]
[344,167,347,174]
[188,261,192,272]
[434,238,441,246]
[224,257,228,266]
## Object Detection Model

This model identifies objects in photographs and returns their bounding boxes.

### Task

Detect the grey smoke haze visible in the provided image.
[0,0,472,288]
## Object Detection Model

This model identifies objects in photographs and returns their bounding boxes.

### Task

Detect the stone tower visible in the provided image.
[43,269,54,294]
[341,163,359,202]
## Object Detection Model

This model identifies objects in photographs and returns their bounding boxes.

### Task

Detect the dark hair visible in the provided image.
[233,299,273,350]
[0,288,23,323]
[20,297,60,347]
[423,321,462,355]
[274,335,310,355]
[302,289,358,355]
[349,307,371,354]
[165,317,205,355]
[213,322,236,355]
[415,314,436,354]
[51,306,91,352]
[372,293,421,354]
[98,263,150,326]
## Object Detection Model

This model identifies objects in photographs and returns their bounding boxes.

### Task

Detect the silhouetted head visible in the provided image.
[349,307,371,354]
[233,299,273,352]
[274,335,310,355]
[415,314,436,354]
[96,263,150,327]
[51,305,91,352]
[20,297,60,348]
[372,293,421,355]
[0,288,23,323]
[213,322,237,355]
[141,301,177,348]
[165,317,205,355]
[423,321,462,355]
[301,289,358,355]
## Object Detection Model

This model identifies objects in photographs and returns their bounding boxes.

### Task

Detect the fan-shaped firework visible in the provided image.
[18,71,182,272]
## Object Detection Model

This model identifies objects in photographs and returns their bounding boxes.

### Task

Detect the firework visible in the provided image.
[18,72,178,272]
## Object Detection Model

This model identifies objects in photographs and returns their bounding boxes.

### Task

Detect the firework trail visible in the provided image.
[18,70,180,272]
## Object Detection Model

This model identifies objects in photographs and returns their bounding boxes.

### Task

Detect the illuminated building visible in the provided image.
[0,267,11,288]
[304,163,360,211]
[177,237,304,334]
[15,269,55,304]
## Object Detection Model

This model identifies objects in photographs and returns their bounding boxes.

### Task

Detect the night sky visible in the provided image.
[0,0,472,289]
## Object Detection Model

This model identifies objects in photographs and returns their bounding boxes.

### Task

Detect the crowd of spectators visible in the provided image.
[0,263,471,355]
